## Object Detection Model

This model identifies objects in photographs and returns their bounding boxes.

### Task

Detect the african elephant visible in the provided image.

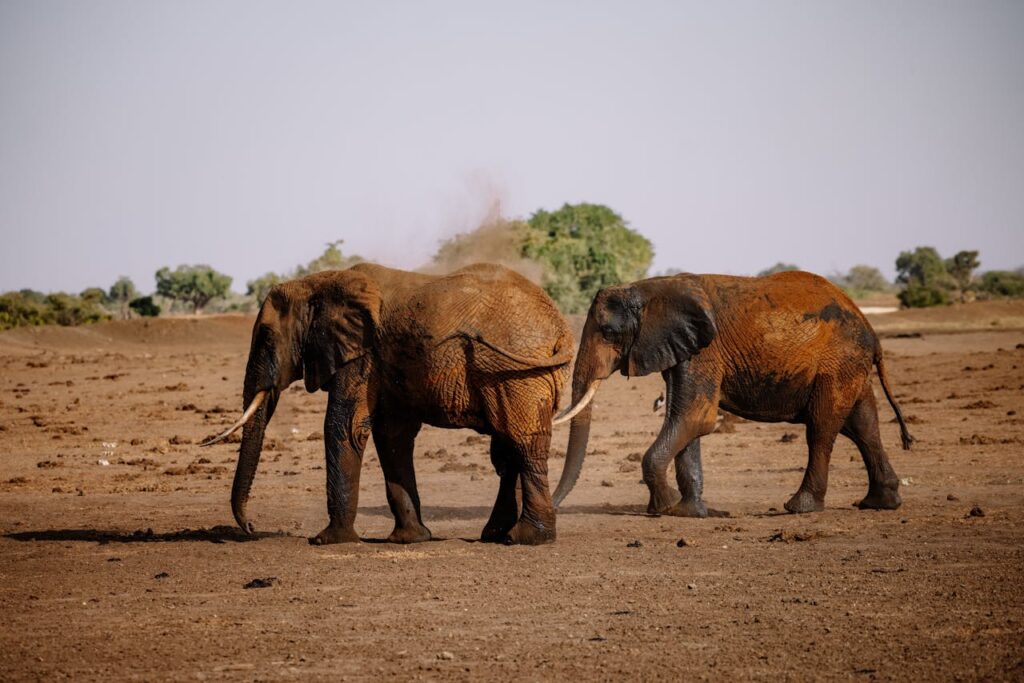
[551,270,912,516]
[204,263,573,545]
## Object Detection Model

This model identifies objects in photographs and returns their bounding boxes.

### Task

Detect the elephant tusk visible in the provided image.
[200,391,268,447]
[552,381,601,427]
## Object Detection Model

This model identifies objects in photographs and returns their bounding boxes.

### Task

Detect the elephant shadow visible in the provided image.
[3,525,291,544]
[358,503,649,520]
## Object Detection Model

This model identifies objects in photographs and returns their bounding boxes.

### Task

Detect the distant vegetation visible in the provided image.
[829,265,894,299]
[3,218,1022,331]
[432,203,654,313]
[757,262,800,277]
[893,247,1022,308]
[523,203,654,313]
[155,265,232,314]
[247,240,364,306]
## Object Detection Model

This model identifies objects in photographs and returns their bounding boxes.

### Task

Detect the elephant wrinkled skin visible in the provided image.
[553,270,912,516]
[220,263,572,545]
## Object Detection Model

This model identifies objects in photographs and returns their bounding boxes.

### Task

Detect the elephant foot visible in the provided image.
[480,522,514,543]
[661,500,731,518]
[309,523,360,545]
[857,486,902,510]
[784,490,825,514]
[387,523,432,544]
[502,518,556,546]
[646,487,682,516]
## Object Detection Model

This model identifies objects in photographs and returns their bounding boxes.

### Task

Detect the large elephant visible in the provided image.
[205,263,573,545]
[551,271,912,516]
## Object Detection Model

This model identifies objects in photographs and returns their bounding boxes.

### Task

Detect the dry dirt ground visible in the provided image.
[1,302,1023,681]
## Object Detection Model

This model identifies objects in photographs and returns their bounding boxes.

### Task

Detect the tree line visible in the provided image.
[2,204,1022,330]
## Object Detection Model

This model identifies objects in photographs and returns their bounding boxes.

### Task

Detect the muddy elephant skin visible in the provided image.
[223,263,572,545]
[553,270,912,516]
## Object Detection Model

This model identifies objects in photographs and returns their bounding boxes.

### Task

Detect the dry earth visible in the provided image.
[1,303,1023,680]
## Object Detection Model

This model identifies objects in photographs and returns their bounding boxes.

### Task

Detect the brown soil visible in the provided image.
[1,308,1023,680]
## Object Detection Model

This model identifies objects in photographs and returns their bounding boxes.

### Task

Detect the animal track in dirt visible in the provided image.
[962,400,997,410]
[959,434,1022,445]
[766,530,827,543]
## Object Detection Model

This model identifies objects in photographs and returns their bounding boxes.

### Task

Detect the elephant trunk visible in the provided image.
[231,397,271,534]
[230,338,284,534]
[552,343,599,508]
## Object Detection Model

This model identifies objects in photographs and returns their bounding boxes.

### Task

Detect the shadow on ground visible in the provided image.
[357,503,651,520]
[4,525,291,544]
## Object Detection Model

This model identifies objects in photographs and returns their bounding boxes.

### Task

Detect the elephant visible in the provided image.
[203,262,573,545]
[550,270,913,516]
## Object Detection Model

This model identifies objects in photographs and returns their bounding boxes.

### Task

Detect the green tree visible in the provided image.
[895,246,955,308]
[522,203,654,313]
[155,265,232,314]
[945,250,980,301]
[245,272,283,307]
[108,276,138,319]
[129,295,162,317]
[757,262,800,277]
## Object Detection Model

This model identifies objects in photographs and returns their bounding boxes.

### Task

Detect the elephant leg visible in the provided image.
[504,433,557,546]
[669,438,729,518]
[481,436,521,542]
[841,387,902,510]
[785,379,845,514]
[645,364,718,515]
[310,388,370,545]
[372,416,430,544]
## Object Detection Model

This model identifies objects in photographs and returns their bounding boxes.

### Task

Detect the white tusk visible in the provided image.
[199,390,268,447]
[552,381,601,426]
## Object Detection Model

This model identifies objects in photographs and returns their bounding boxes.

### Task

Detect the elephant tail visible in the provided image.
[439,330,574,369]
[875,351,913,450]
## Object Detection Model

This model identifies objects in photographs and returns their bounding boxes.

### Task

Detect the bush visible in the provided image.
[109,277,138,319]
[0,291,52,330]
[978,271,1024,298]
[945,251,980,296]
[896,247,957,308]
[245,272,283,307]
[155,265,232,314]
[829,265,893,298]
[128,296,161,317]
[522,203,654,313]
[0,290,110,330]
[293,240,364,277]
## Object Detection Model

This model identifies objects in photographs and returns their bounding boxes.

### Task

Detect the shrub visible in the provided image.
[757,262,800,277]
[896,247,957,308]
[978,271,1024,298]
[522,203,654,313]
[129,296,161,317]
[155,265,232,314]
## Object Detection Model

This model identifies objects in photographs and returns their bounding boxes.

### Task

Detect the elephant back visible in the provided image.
[420,264,572,367]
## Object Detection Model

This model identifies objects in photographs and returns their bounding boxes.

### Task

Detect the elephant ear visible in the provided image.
[625,279,717,377]
[302,272,381,392]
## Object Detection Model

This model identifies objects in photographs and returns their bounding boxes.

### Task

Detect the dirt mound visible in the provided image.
[868,299,1024,336]
[0,315,254,355]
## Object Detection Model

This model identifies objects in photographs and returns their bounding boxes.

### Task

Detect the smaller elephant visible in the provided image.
[204,263,573,545]
[552,270,912,516]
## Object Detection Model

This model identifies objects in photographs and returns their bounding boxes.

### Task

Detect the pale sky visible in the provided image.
[2,1,1022,294]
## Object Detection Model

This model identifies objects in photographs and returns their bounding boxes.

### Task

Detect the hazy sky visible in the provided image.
[2,1,1022,294]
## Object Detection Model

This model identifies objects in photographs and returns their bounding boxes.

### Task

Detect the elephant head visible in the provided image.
[551,276,717,506]
[202,270,381,533]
